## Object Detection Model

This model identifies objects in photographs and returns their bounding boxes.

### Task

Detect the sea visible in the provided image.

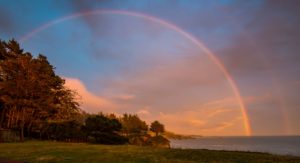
[170,136,300,156]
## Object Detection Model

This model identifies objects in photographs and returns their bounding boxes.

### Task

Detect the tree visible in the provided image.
[43,120,84,142]
[84,114,127,144]
[0,39,37,141]
[0,39,80,141]
[150,121,165,136]
[120,114,148,136]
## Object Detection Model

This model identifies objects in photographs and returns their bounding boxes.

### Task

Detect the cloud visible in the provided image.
[207,108,232,118]
[189,119,206,127]
[243,93,276,105]
[205,1,300,135]
[152,97,246,135]
[0,7,15,33]
[157,108,244,136]
[97,51,232,113]
[210,116,243,132]
[18,0,300,135]
[113,94,136,101]
[64,77,245,135]
[64,77,116,113]
[137,109,150,115]
[218,0,300,75]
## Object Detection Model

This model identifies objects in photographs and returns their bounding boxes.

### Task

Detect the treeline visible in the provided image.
[40,113,168,146]
[0,39,169,147]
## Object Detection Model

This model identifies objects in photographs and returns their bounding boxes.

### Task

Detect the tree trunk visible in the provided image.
[7,109,12,128]
[19,108,25,142]
[20,124,24,142]
[0,108,5,128]
[27,121,32,138]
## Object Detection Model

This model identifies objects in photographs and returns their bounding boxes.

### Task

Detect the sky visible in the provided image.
[0,0,300,136]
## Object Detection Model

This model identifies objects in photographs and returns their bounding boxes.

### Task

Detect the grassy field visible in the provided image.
[0,141,300,163]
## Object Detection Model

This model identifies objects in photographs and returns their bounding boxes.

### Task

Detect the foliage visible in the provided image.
[119,114,150,145]
[147,135,170,148]
[84,114,127,144]
[127,134,151,146]
[150,120,165,136]
[85,114,122,133]
[43,120,85,142]
[0,39,80,141]
[120,114,148,135]
[0,39,169,146]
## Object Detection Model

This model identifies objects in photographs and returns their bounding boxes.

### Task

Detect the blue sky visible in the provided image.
[1,0,300,136]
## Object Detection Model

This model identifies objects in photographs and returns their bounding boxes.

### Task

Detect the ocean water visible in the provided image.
[170,136,300,156]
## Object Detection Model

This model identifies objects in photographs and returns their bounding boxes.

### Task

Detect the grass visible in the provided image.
[0,141,300,163]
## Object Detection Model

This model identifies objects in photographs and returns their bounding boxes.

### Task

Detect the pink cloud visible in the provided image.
[64,77,117,113]
[64,77,247,135]
[156,102,245,136]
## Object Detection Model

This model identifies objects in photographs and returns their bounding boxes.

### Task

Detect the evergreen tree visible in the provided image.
[0,39,80,141]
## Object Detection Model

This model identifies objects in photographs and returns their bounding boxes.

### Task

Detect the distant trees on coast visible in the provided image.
[0,39,169,147]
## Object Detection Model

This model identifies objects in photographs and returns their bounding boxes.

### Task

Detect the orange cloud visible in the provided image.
[64,78,247,135]
[243,93,276,105]
[64,77,247,135]
[64,77,116,113]
[137,109,151,115]
[156,99,245,136]
[113,94,136,101]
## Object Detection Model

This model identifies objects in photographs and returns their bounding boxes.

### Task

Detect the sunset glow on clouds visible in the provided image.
[1,0,300,136]
[64,78,116,113]
[65,77,245,136]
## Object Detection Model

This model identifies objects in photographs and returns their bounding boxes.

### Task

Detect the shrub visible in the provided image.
[84,114,127,144]
[147,136,170,148]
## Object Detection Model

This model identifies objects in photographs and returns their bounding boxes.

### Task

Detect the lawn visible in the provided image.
[0,141,299,163]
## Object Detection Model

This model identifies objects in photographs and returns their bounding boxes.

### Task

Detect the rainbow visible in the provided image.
[19,9,252,136]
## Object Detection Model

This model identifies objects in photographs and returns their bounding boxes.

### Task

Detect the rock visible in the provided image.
[147,136,170,148]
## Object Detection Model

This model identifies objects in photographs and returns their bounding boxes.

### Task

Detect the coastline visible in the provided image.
[170,136,300,157]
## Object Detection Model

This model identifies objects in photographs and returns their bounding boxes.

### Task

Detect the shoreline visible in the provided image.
[169,136,300,157]
[170,146,300,158]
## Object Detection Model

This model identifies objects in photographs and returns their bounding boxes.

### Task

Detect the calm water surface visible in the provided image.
[170,136,300,156]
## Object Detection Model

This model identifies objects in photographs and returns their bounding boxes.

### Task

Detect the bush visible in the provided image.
[84,114,127,144]
[127,134,151,146]
[44,120,85,141]
[147,136,170,148]
[88,132,128,144]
